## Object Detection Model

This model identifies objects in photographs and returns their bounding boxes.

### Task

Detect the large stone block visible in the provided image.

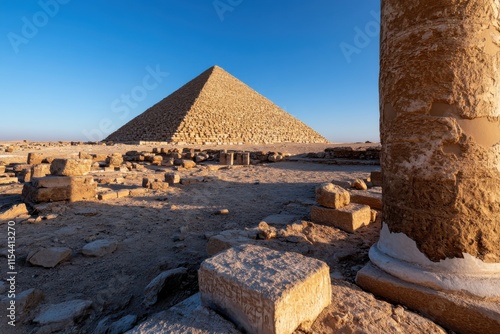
[22,176,96,203]
[350,189,382,210]
[50,159,92,176]
[310,204,371,233]
[27,152,45,164]
[315,183,350,209]
[199,245,331,334]
[0,177,18,185]
[31,164,51,178]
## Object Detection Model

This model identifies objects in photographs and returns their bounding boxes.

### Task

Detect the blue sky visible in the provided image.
[0,0,380,143]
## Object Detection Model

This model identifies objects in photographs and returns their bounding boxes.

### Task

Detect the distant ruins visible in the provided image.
[105,66,328,145]
[357,1,500,333]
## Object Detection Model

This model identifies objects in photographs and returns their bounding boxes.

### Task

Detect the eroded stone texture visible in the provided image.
[199,245,331,334]
[380,0,500,262]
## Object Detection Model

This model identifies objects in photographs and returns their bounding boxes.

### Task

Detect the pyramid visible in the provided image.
[105,66,328,145]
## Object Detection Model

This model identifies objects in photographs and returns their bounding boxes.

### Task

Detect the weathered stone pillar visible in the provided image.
[357,1,500,332]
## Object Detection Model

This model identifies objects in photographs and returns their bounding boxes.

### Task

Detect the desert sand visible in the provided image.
[0,141,447,334]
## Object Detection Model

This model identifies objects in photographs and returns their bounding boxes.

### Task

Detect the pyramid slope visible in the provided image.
[106,66,328,144]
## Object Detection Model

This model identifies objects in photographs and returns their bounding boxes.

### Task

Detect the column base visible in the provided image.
[356,262,500,334]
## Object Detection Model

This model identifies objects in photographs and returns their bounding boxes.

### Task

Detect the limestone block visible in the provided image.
[220,153,234,166]
[0,166,5,174]
[0,177,18,185]
[181,159,196,169]
[234,153,244,165]
[116,189,130,198]
[22,176,96,203]
[350,189,382,210]
[315,183,350,209]
[351,179,368,190]
[28,152,45,164]
[129,188,148,196]
[27,247,72,268]
[31,164,51,178]
[142,177,157,188]
[106,154,123,167]
[242,152,250,165]
[310,204,371,233]
[50,159,92,176]
[150,181,169,191]
[98,192,117,201]
[0,203,29,221]
[180,177,204,185]
[199,245,331,334]
[165,173,180,186]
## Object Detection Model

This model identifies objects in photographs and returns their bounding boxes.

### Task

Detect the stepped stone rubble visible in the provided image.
[106,66,328,145]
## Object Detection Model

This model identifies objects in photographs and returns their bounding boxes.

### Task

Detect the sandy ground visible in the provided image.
[0,142,448,334]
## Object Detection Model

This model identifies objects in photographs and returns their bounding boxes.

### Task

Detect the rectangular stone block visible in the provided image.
[98,192,117,201]
[0,177,18,185]
[219,152,234,166]
[310,203,371,233]
[242,152,250,165]
[350,190,382,210]
[0,166,5,174]
[129,188,148,196]
[22,176,96,203]
[150,181,169,190]
[234,153,244,165]
[165,172,180,186]
[31,164,51,178]
[116,189,130,198]
[199,245,331,334]
[315,183,350,209]
[28,152,45,164]
[50,159,92,176]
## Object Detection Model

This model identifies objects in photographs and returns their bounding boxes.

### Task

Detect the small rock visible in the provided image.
[215,209,229,215]
[17,288,45,317]
[74,208,98,217]
[27,247,72,268]
[34,299,92,326]
[143,267,188,306]
[181,160,196,169]
[352,179,368,190]
[82,239,118,257]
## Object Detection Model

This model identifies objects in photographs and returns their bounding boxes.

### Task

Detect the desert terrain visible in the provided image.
[0,141,448,334]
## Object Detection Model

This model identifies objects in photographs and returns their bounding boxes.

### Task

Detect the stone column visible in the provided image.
[357,1,500,332]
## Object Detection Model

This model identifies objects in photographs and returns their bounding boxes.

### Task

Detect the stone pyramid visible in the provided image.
[106,65,328,145]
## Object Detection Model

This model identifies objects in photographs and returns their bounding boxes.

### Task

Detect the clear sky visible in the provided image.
[0,0,381,143]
